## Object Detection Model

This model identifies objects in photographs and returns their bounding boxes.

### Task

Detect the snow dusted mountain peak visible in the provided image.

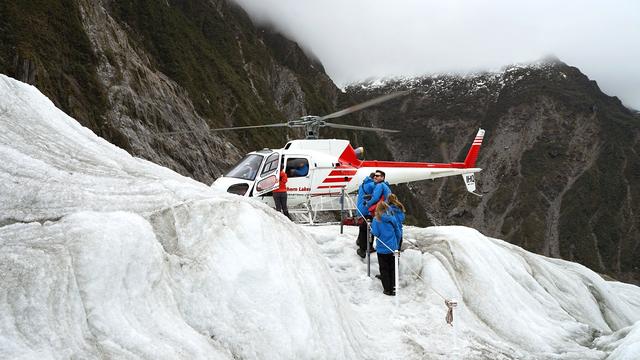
[1,75,639,359]
[348,57,574,99]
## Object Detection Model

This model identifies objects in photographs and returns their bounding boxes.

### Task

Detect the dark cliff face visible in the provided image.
[0,0,338,183]
[344,61,640,284]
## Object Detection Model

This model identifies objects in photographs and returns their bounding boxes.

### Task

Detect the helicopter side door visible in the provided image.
[284,156,312,202]
[252,151,281,197]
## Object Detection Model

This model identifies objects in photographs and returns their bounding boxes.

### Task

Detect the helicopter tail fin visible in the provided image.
[464,128,485,168]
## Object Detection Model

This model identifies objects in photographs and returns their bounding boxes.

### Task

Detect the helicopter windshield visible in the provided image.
[225,154,264,181]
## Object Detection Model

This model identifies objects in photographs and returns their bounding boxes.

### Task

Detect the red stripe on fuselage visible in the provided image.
[329,170,357,176]
[322,177,352,183]
[317,185,346,189]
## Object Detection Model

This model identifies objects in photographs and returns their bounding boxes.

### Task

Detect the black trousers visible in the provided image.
[357,215,373,251]
[377,252,396,293]
[273,192,290,219]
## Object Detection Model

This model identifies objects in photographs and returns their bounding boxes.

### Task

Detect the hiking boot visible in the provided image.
[375,274,382,280]
[383,290,396,296]
[356,249,366,258]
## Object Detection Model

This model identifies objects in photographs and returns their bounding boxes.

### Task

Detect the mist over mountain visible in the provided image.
[0,0,638,285]
[231,0,640,111]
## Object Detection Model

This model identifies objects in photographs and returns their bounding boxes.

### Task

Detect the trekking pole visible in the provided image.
[344,195,373,278]
[394,250,400,307]
[366,221,371,277]
[340,188,345,234]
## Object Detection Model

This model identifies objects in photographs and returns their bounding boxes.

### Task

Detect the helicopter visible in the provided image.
[195,91,486,210]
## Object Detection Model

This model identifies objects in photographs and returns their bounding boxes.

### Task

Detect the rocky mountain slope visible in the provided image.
[0,0,337,184]
[344,60,640,284]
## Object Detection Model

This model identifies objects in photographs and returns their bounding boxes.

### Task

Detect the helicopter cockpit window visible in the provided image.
[225,154,264,181]
[260,152,279,176]
[286,158,309,178]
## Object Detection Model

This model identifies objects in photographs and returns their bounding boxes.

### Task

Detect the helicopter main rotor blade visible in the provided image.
[323,122,399,133]
[319,90,409,121]
[208,123,290,131]
[156,122,289,135]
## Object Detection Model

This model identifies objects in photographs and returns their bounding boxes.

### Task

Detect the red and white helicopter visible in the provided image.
[207,92,485,210]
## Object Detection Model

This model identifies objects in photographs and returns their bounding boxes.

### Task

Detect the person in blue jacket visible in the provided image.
[364,170,391,214]
[290,160,309,177]
[356,173,376,258]
[370,201,401,296]
[387,193,406,251]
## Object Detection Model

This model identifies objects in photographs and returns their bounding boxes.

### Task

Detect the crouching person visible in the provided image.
[371,202,401,296]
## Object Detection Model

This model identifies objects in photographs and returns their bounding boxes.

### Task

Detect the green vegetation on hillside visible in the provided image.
[108,0,335,152]
[0,0,107,131]
[109,0,281,148]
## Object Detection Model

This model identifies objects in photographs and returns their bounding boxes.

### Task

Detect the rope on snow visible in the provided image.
[346,195,458,326]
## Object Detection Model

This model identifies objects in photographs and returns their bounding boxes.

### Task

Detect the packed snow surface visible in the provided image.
[1,74,639,359]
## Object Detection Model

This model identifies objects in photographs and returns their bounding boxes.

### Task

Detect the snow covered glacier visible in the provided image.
[1,74,639,359]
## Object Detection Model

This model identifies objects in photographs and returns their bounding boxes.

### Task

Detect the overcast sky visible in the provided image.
[233,0,640,109]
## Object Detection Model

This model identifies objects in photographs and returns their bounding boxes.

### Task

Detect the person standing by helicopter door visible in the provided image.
[273,168,291,220]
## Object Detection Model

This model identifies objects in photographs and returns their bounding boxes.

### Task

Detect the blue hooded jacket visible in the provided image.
[388,205,405,239]
[292,163,308,177]
[371,212,400,254]
[365,181,391,210]
[356,177,376,216]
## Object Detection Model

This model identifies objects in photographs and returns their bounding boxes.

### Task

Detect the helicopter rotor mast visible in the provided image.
[293,90,408,139]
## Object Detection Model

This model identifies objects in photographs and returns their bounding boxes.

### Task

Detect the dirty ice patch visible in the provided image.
[593,321,640,360]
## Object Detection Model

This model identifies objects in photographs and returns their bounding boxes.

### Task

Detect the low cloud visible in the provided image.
[233,0,640,109]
